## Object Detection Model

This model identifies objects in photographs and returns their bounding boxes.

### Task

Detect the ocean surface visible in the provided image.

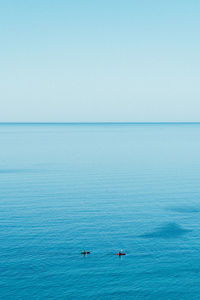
[1,123,200,299]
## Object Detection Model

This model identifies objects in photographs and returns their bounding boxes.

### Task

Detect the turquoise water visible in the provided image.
[1,123,200,299]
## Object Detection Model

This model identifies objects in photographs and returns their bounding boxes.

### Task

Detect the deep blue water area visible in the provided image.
[1,123,200,299]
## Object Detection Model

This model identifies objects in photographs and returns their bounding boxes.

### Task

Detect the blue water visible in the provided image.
[1,123,200,299]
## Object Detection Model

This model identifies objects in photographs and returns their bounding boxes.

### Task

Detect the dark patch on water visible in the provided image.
[140,222,191,239]
[167,206,200,213]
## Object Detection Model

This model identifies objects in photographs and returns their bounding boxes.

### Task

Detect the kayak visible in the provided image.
[116,252,126,256]
[81,251,90,255]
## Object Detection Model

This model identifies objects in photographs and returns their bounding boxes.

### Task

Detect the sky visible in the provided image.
[0,0,200,122]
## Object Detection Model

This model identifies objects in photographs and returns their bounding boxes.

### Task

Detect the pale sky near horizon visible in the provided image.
[0,0,200,122]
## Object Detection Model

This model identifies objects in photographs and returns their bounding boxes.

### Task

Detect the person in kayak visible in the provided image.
[81,250,90,255]
[116,251,126,256]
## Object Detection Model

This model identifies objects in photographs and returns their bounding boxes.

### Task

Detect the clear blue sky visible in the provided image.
[0,0,200,122]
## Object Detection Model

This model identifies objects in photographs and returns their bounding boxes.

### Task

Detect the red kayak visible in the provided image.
[116,252,126,256]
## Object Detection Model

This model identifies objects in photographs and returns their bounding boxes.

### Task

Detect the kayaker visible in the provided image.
[81,250,90,255]
[116,251,126,256]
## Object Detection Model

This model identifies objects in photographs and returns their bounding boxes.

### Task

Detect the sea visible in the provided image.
[1,123,200,299]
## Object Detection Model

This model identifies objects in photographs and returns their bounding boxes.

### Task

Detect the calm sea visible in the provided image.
[1,123,200,299]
